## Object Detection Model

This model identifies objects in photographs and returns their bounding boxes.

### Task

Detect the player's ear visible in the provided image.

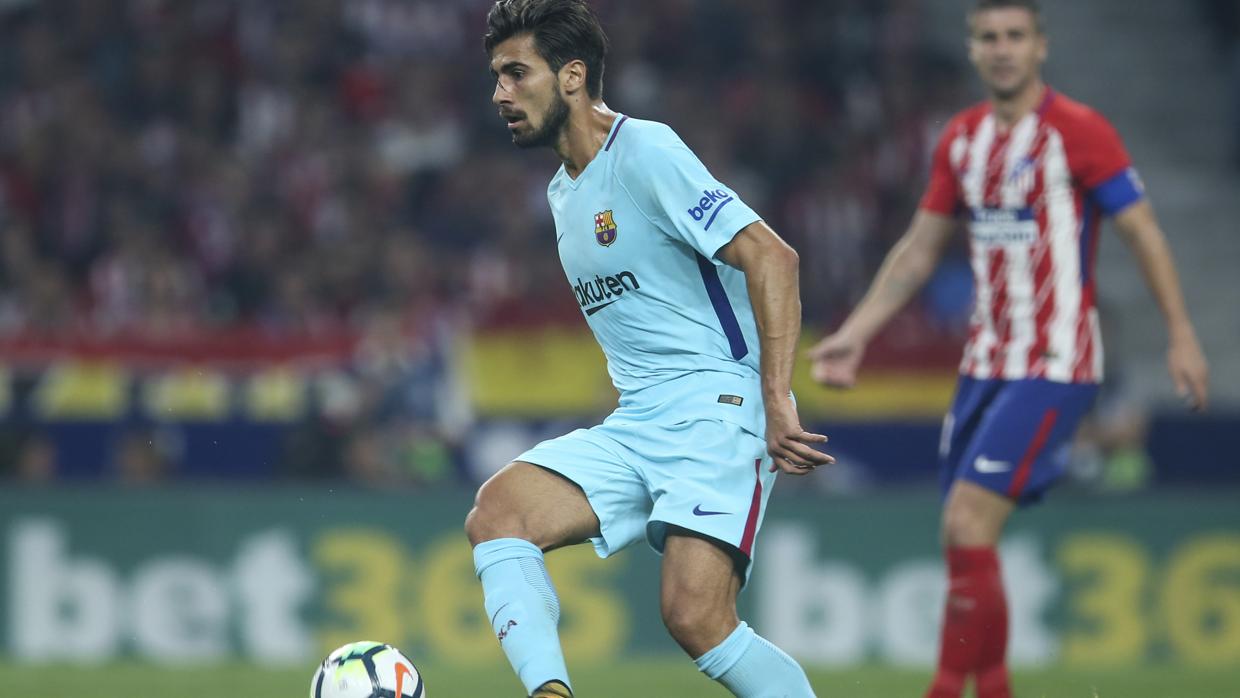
[559,59,587,96]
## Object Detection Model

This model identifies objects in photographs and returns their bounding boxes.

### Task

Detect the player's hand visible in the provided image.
[807,331,866,388]
[764,395,835,475]
[1168,331,1209,411]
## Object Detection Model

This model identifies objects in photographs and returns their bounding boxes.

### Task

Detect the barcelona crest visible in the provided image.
[594,210,618,247]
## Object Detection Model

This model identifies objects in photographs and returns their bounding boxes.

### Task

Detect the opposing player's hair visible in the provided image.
[968,0,1043,33]
[485,0,609,98]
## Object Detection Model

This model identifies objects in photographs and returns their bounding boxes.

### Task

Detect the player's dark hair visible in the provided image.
[969,0,1043,33]
[484,0,609,99]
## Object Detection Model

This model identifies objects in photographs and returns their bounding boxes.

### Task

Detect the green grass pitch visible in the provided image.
[3,660,1237,697]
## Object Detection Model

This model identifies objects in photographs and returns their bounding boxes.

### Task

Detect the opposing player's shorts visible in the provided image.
[516,374,777,582]
[939,376,1099,505]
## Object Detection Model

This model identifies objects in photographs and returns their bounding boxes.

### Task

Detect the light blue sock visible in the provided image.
[695,622,816,698]
[473,538,570,695]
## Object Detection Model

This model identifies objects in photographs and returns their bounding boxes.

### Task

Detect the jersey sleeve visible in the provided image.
[614,123,761,262]
[918,122,962,216]
[1067,111,1145,216]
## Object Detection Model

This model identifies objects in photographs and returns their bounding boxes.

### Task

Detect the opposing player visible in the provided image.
[465,1,832,697]
[809,2,1209,697]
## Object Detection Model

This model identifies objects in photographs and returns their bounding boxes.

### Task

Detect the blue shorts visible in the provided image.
[939,376,1099,505]
[516,373,777,582]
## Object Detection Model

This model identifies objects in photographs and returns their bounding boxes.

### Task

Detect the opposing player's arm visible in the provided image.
[831,210,956,345]
[1072,109,1209,410]
[1112,200,1209,410]
[808,210,957,387]
[718,222,835,474]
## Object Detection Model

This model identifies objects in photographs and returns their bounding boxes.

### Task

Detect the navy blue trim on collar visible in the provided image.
[604,115,629,151]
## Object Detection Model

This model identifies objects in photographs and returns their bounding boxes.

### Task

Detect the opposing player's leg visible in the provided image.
[925,378,1098,698]
[661,529,815,698]
[465,461,600,697]
[926,480,1015,698]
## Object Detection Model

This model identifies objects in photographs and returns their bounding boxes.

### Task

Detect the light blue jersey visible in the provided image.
[548,114,765,430]
[519,114,783,570]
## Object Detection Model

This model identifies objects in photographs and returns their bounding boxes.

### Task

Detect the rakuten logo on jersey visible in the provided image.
[686,188,734,229]
[573,270,640,316]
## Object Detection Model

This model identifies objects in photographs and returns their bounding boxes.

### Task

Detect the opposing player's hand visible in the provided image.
[765,395,835,475]
[807,331,866,388]
[1168,332,1209,411]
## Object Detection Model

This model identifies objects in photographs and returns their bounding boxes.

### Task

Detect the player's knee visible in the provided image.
[462,505,492,546]
[464,504,531,547]
[660,600,712,651]
[660,588,734,655]
[941,500,996,547]
[464,479,530,546]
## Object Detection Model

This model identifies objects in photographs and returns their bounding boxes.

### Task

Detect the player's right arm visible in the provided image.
[808,211,956,387]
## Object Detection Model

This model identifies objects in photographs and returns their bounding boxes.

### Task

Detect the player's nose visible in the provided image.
[492,81,511,107]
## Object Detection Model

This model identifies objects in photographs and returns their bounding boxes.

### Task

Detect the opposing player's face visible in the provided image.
[968,8,1047,100]
[490,34,570,149]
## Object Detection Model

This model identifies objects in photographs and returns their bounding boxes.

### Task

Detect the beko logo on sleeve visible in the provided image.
[686,188,734,230]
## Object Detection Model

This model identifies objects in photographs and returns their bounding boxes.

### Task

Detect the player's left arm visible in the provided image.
[718,222,836,474]
[1073,110,1209,410]
[1112,200,1210,410]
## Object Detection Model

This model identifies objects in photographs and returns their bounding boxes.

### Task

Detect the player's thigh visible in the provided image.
[513,423,655,557]
[660,528,742,648]
[466,460,601,550]
[953,379,1099,505]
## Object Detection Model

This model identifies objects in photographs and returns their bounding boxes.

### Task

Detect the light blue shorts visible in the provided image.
[516,374,778,581]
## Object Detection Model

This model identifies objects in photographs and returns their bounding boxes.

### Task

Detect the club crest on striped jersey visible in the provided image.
[594,210,618,246]
[1007,154,1038,198]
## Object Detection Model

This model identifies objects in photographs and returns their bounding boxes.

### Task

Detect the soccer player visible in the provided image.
[464,1,833,697]
[808,2,1210,697]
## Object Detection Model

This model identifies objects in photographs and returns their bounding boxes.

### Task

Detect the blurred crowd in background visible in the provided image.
[1201,0,1240,169]
[0,0,974,485]
[0,0,1233,487]
[0,0,975,337]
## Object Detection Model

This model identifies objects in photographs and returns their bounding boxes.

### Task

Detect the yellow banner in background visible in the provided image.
[2,330,958,422]
[33,361,130,419]
[463,329,957,420]
[463,329,617,417]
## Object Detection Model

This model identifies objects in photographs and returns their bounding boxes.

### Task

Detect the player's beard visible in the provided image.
[988,67,1034,101]
[991,81,1026,101]
[514,90,570,149]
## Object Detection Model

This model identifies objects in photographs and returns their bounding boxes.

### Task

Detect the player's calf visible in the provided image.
[466,463,600,696]
[659,530,744,655]
[662,532,816,697]
[473,537,571,696]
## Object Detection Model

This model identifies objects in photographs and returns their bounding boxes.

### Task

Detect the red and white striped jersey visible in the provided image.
[920,89,1145,384]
